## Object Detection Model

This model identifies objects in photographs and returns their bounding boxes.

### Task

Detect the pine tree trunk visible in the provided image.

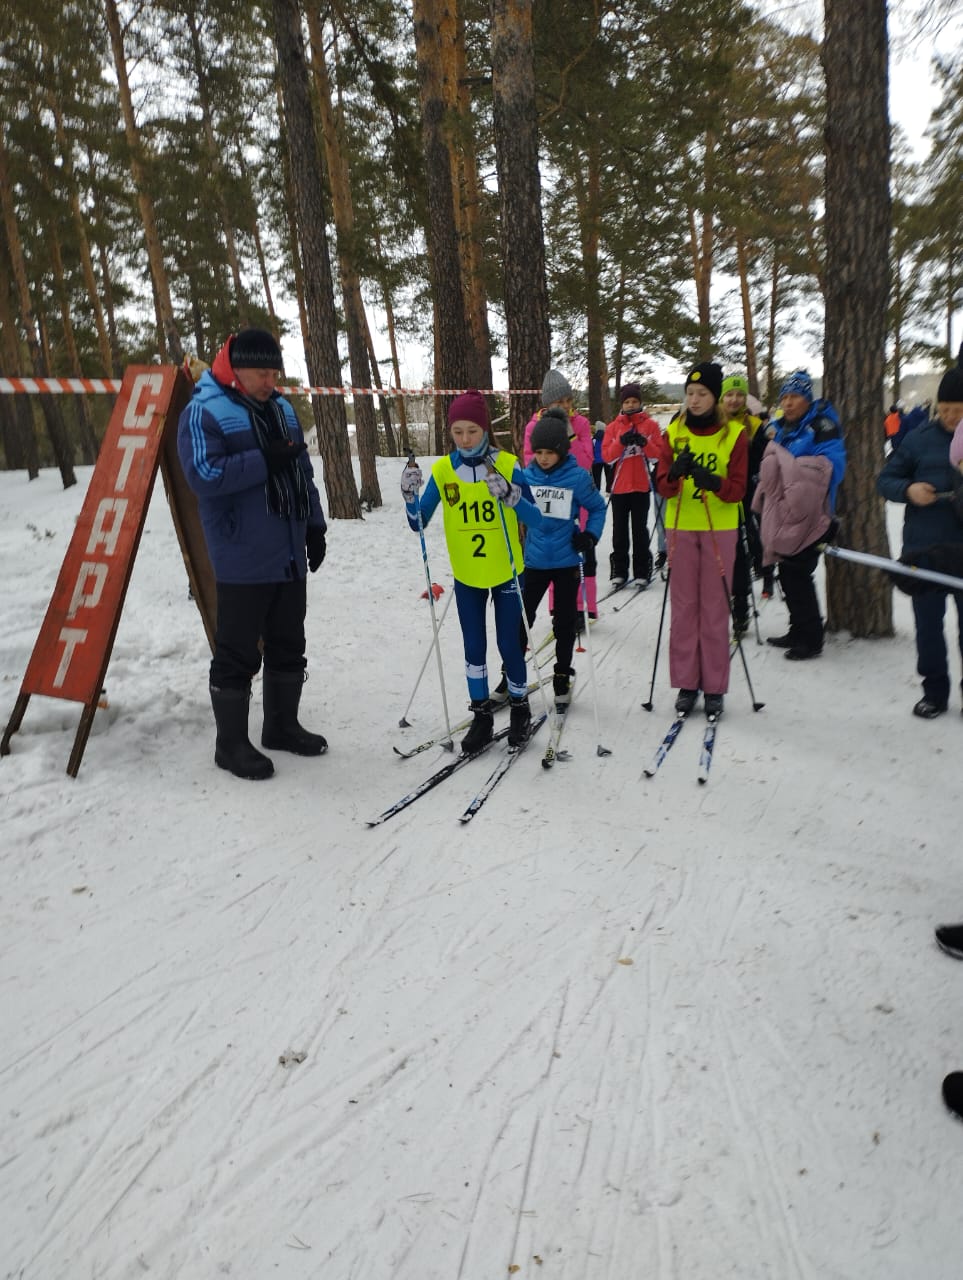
[361,313,397,457]
[490,0,551,455]
[0,270,38,477]
[307,7,382,508]
[185,4,248,326]
[103,0,184,364]
[822,0,892,638]
[276,80,311,367]
[0,133,75,487]
[47,87,114,377]
[579,138,605,423]
[735,235,759,395]
[49,228,100,463]
[765,253,779,402]
[452,10,492,390]
[413,0,476,396]
[272,0,362,519]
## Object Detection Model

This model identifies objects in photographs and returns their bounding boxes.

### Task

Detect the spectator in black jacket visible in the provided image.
[877,344,963,718]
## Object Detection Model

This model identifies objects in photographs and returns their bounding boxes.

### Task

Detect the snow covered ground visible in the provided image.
[2,455,962,1280]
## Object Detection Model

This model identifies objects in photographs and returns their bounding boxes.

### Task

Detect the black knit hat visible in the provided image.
[937,343,963,403]
[685,360,723,402]
[230,328,284,371]
[530,407,571,458]
[619,382,643,404]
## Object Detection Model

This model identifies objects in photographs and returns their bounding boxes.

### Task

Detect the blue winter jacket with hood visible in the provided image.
[177,340,326,584]
[520,453,607,569]
[773,398,847,511]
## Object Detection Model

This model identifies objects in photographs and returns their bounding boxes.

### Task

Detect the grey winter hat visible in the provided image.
[541,368,574,407]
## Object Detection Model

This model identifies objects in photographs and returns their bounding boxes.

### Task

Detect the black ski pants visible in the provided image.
[609,490,651,581]
[778,541,823,650]
[210,579,307,690]
[521,565,580,672]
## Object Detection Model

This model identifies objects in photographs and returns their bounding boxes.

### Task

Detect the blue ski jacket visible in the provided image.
[520,454,607,569]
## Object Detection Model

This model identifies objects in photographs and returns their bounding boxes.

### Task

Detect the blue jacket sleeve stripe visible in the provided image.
[187,401,223,483]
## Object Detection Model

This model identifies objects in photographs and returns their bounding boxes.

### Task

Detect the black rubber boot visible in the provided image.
[508,695,532,747]
[210,685,274,780]
[461,700,494,754]
[261,669,328,756]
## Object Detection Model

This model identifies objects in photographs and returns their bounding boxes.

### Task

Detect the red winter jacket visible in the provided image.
[602,412,662,493]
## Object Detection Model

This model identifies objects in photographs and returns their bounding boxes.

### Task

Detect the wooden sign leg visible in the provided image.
[67,700,99,778]
[1,692,30,757]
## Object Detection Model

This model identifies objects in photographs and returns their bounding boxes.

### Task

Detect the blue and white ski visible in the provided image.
[369,726,512,826]
[458,714,547,823]
[643,713,687,777]
[697,717,718,784]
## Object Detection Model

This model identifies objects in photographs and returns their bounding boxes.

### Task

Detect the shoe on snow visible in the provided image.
[935,924,963,959]
[785,644,822,661]
[674,688,698,715]
[913,697,946,719]
[703,693,724,719]
[943,1072,963,1122]
[766,633,793,648]
[610,576,627,589]
[461,700,494,753]
[508,696,532,747]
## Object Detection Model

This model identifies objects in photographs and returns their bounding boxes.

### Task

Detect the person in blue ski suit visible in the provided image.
[519,408,607,706]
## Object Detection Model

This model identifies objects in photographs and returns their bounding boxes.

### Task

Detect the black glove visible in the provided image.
[689,463,722,493]
[620,429,645,447]
[668,447,693,481]
[306,526,327,572]
[264,438,306,475]
[572,529,596,554]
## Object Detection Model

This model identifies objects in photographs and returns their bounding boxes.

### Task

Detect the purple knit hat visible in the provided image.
[447,390,489,431]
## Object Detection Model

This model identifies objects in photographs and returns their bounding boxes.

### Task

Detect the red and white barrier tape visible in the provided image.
[0,375,540,398]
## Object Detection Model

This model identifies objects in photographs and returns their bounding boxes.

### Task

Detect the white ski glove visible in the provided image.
[484,471,522,507]
[400,462,423,502]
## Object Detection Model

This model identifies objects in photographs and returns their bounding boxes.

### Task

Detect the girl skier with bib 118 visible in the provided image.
[400,391,544,752]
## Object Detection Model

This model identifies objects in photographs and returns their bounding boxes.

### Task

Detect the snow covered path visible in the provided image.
[2,461,961,1279]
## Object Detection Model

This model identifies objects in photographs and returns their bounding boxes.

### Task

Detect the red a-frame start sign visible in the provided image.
[1,366,196,776]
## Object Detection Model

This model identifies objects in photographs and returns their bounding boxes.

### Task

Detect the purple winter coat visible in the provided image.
[752,441,833,564]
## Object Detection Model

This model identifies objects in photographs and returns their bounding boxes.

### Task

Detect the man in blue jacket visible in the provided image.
[878,345,963,718]
[177,328,328,779]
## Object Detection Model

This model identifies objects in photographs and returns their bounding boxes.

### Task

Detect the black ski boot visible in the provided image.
[210,685,274,780]
[461,699,494,753]
[704,693,724,719]
[553,666,574,712]
[674,688,698,715]
[508,695,532,747]
[261,669,328,756]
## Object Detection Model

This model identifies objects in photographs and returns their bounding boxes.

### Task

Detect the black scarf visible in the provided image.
[240,391,311,520]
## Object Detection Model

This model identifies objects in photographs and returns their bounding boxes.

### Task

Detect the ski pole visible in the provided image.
[398,586,453,727]
[574,521,612,756]
[485,455,555,729]
[642,459,682,711]
[701,492,765,712]
[737,504,763,645]
[407,455,455,748]
[823,543,963,592]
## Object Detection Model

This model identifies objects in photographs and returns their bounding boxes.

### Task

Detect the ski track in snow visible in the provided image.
[2,460,963,1278]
